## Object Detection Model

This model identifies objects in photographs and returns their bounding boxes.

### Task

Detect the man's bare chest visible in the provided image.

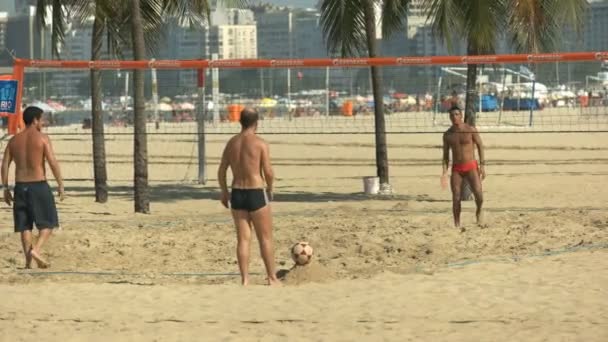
[447,132,473,146]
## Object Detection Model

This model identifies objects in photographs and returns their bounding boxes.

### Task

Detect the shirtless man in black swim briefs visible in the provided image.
[2,106,65,269]
[218,108,280,286]
[441,106,485,228]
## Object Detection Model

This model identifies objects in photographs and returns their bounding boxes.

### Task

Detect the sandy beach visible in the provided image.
[0,117,607,341]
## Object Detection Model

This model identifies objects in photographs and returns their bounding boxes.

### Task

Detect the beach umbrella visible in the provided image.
[259,98,277,108]
[158,103,174,111]
[46,100,67,112]
[30,101,55,113]
[179,102,195,110]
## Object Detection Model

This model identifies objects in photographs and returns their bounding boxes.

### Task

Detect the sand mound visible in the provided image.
[279,262,335,285]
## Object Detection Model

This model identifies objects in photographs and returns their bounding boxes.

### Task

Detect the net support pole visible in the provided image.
[211,53,219,124]
[498,67,507,125]
[123,72,129,111]
[150,59,159,130]
[197,68,206,185]
[529,78,536,127]
[8,64,25,135]
[478,67,483,114]
[325,67,329,117]
[529,66,536,127]
[517,74,520,111]
[433,68,443,126]
[287,11,293,121]
[287,68,292,121]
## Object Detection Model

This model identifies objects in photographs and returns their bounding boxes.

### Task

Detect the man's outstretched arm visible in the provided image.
[442,133,450,175]
[260,142,274,200]
[218,144,230,208]
[440,134,451,189]
[1,143,13,205]
[43,135,64,200]
[471,127,486,179]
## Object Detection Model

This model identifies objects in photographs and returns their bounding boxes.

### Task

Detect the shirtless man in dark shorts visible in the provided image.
[441,106,485,227]
[2,106,64,268]
[218,108,280,286]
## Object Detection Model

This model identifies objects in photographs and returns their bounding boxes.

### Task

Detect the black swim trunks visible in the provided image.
[230,188,269,212]
[13,181,59,232]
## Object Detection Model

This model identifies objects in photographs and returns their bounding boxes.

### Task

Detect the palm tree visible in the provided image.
[129,0,149,213]
[39,0,130,204]
[319,0,410,191]
[36,1,113,201]
[129,0,219,213]
[40,0,227,212]
[77,1,125,204]
[37,0,126,204]
[423,0,585,199]
[90,10,109,203]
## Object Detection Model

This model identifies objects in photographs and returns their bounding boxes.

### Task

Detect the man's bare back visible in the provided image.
[224,132,270,190]
[9,129,51,182]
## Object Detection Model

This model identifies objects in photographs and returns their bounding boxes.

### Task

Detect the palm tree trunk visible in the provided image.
[131,0,150,213]
[363,0,389,187]
[463,54,478,124]
[91,15,108,203]
[462,44,478,201]
[463,64,478,126]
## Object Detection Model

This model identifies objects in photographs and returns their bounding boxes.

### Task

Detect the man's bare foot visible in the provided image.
[267,278,282,287]
[241,278,249,286]
[30,249,50,269]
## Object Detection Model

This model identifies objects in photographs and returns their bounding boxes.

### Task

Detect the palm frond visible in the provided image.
[103,1,131,59]
[319,0,368,57]
[459,0,505,54]
[143,21,165,56]
[548,0,586,32]
[35,0,66,58]
[50,0,67,57]
[69,0,94,25]
[507,0,586,53]
[421,0,465,53]
[507,0,548,52]
[35,0,50,29]
[106,23,126,59]
[138,0,163,31]
[381,0,410,39]
[161,0,211,26]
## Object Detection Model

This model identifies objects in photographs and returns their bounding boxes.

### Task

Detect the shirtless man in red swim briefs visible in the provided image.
[441,106,486,227]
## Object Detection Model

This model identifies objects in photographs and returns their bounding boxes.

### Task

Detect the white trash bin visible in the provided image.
[363,176,380,195]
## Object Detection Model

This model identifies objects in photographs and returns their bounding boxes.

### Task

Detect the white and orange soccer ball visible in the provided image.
[291,241,313,266]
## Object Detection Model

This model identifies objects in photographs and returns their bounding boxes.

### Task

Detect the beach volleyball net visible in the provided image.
[11,52,608,135]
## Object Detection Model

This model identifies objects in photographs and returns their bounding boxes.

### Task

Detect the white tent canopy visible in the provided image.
[29,101,56,113]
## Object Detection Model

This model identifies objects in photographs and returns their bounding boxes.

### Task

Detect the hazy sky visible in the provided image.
[0,0,14,14]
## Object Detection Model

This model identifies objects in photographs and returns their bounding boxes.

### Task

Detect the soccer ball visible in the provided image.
[291,241,313,266]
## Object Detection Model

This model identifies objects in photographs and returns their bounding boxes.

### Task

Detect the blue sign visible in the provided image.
[0,80,18,114]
